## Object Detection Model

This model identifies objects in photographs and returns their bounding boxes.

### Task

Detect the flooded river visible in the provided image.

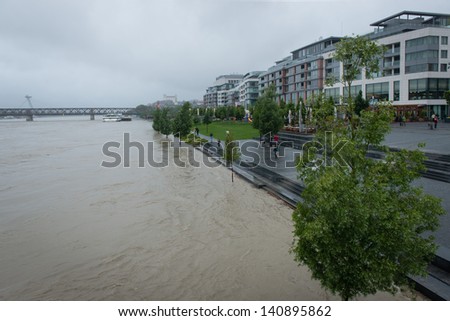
[0,117,411,300]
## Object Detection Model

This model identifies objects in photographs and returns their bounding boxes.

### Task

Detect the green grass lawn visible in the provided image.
[197,121,259,140]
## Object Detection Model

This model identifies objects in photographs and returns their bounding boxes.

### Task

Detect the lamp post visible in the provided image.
[299,106,302,133]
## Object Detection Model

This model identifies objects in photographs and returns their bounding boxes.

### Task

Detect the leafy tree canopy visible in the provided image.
[328,35,385,104]
[203,109,212,133]
[224,131,240,167]
[292,36,444,301]
[152,108,161,132]
[172,102,193,137]
[159,107,172,138]
[444,90,450,107]
[252,85,284,138]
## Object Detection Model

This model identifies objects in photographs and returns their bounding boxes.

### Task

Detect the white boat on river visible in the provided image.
[102,114,122,122]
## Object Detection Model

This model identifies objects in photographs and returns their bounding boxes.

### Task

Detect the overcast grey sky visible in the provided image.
[0,0,448,107]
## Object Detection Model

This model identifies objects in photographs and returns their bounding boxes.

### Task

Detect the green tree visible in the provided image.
[354,90,369,116]
[248,106,255,118]
[152,108,161,133]
[444,90,450,109]
[252,85,284,140]
[305,93,335,132]
[235,106,246,121]
[292,45,444,300]
[159,108,172,138]
[135,104,153,119]
[203,109,212,133]
[172,102,193,138]
[328,35,385,106]
[193,116,200,126]
[224,131,240,166]
[216,107,226,120]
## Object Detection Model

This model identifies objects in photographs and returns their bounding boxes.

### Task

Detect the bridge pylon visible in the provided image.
[26,108,33,121]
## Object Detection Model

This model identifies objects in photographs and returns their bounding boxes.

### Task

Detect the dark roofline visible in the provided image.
[290,36,342,54]
[370,10,450,27]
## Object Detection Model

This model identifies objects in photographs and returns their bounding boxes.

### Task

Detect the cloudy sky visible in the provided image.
[0,0,448,107]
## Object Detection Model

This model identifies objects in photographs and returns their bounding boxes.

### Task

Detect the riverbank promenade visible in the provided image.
[197,122,450,299]
[200,121,450,248]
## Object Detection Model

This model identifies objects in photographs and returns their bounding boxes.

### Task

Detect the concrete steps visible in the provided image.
[410,246,450,301]
[199,137,450,300]
[278,131,450,184]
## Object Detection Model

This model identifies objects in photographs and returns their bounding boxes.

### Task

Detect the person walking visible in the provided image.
[273,146,278,159]
[434,115,438,129]
[274,134,279,146]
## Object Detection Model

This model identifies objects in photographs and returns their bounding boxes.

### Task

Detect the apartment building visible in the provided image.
[325,11,450,119]
[259,37,341,105]
[203,74,244,107]
[257,11,449,119]
[204,11,449,118]
[237,71,263,108]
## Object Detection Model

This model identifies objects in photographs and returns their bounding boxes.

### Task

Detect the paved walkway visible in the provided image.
[195,123,450,247]
[384,121,450,154]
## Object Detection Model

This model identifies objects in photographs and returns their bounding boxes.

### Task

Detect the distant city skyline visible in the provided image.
[0,0,448,107]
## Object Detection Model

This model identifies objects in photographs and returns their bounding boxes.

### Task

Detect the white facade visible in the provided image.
[323,12,450,119]
[204,74,244,107]
[237,72,262,108]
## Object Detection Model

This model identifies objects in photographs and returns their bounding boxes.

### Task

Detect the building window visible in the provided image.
[442,64,448,72]
[442,50,448,59]
[405,63,439,74]
[409,78,450,100]
[324,87,340,104]
[406,50,439,61]
[406,36,439,48]
[366,82,389,101]
[442,36,448,45]
[394,81,400,101]
[409,79,427,100]
[342,85,362,103]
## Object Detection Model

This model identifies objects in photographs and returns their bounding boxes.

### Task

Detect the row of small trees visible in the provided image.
[151,102,240,171]
[251,85,371,138]
[152,102,193,138]
[151,104,248,138]
[150,35,444,301]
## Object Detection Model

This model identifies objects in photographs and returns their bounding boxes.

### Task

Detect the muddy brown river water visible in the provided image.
[0,117,412,300]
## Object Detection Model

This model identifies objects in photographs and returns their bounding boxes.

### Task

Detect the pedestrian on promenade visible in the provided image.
[210,133,213,143]
[195,127,199,136]
[273,146,279,159]
[402,115,406,126]
[217,139,221,149]
[274,134,279,147]
[434,115,438,129]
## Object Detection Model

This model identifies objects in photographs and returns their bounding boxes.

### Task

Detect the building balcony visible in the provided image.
[384,49,400,57]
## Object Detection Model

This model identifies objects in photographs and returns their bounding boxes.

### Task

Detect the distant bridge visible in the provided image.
[0,107,136,121]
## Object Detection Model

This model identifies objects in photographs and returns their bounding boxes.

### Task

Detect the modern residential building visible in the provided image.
[203,74,244,107]
[205,11,449,119]
[323,11,450,119]
[259,37,341,105]
[237,71,263,108]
